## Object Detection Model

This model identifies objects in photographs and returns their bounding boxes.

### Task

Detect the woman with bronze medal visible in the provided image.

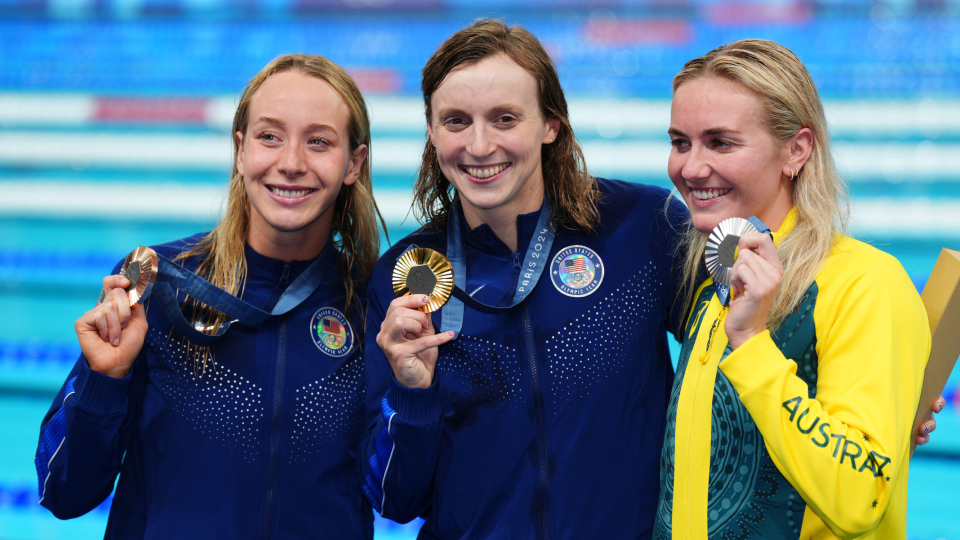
[359,20,689,538]
[654,40,944,538]
[35,54,385,538]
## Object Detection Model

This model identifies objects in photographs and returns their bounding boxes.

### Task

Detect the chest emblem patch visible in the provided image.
[310,307,354,357]
[550,245,604,297]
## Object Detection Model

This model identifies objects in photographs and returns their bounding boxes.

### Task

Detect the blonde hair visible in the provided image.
[414,19,600,232]
[673,39,850,329]
[176,53,385,375]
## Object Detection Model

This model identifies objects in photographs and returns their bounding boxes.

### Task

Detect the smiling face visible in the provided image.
[236,70,366,260]
[668,75,796,234]
[427,54,559,230]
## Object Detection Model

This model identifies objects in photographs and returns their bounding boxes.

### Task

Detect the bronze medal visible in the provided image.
[99,246,158,307]
[392,248,454,313]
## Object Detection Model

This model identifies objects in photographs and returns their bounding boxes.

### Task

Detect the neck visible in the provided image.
[459,178,544,253]
[246,216,331,263]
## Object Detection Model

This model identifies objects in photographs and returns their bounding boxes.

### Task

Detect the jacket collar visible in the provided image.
[455,199,546,257]
[771,207,798,247]
[243,238,336,283]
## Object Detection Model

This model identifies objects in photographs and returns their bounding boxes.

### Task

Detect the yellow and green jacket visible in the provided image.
[654,210,931,539]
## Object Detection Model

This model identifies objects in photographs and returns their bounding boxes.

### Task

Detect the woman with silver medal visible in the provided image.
[655,40,943,538]
[359,19,689,538]
[35,55,385,539]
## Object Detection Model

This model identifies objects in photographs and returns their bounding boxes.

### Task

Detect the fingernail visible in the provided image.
[940,403,945,412]
[447,331,455,337]
[421,295,429,303]
[113,338,120,346]
[925,426,930,434]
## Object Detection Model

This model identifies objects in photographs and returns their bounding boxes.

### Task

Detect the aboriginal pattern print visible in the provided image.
[654,284,819,539]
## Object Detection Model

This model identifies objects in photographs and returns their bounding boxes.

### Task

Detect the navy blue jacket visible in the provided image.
[36,233,372,539]
[360,179,686,539]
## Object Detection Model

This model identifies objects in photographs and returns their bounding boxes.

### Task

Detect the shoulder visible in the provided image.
[818,234,913,290]
[149,232,211,263]
[813,233,924,322]
[592,177,689,240]
[595,177,674,213]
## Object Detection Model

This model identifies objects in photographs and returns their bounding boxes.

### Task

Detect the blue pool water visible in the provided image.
[4,6,960,538]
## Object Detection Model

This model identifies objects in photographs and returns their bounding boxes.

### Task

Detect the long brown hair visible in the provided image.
[176,53,386,375]
[673,39,850,329]
[413,19,600,231]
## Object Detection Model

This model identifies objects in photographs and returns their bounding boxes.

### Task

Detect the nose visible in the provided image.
[680,144,712,183]
[278,141,306,177]
[466,123,496,158]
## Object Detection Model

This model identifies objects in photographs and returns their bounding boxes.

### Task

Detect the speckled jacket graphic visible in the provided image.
[359,179,688,540]
[35,234,372,540]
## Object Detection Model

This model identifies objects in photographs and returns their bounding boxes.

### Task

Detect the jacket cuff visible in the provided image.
[75,356,131,412]
[719,329,791,394]
[388,376,441,425]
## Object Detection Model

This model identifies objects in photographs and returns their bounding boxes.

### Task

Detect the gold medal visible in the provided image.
[99,246,158,307]
[392,248,454,313]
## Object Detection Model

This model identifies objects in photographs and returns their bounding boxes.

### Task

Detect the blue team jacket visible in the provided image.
[360,179,687,539]
[35,233,372,539]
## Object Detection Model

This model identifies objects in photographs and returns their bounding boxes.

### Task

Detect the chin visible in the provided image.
[691,213,722,234]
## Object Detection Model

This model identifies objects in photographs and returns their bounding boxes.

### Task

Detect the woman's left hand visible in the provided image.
[916,395,947,446]
[726,232,783,350]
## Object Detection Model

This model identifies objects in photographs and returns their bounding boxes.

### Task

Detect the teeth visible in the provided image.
[269,186,311,198]
[691,188,731,200]
[465,163,508,179]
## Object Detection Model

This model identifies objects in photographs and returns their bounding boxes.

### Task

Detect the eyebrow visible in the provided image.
[704,127,740,136]
[667,127,741,137]
[254,116,339,134]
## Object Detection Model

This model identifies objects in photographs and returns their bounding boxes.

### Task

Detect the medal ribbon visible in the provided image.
[440,198,555,337]
[151,243,333,347]
[715,215,772,305]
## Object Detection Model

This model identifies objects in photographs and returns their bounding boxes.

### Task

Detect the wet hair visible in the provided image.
[176,53,385,375]
[413,19,600,232]
[673,39,850,328]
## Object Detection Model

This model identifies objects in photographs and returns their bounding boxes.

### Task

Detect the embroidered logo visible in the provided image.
[310,307,353,357]
[550,245,604,297]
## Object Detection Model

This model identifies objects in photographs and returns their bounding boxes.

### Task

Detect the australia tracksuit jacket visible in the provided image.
[360,179,688,539]
[655,210,931,539]
[35,234,373,539]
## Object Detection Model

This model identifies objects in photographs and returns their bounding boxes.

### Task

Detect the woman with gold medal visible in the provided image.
[655,40,943,538]
[35,54,385,539]
[359,19,689,538]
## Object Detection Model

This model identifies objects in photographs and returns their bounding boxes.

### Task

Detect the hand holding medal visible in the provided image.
[705,216,783,350]
[392,248,454,313]
[379,248,457,389]
[79,247,158,379]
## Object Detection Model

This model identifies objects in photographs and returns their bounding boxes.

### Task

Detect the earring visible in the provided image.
[789,168,797,180]
[549,138,555,143]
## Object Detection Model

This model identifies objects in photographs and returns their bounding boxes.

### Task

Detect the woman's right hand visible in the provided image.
[75,274,149,379]
[376,294,455,389]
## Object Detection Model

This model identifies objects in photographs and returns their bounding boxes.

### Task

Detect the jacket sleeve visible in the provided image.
[719,252,929,538]
[35,354,137,519]
[359,264,444,523]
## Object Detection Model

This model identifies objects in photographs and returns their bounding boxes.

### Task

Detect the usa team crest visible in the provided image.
[550,245,604,297]
[310,307,354,357]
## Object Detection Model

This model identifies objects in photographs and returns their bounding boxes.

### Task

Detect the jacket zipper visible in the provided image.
[685,304,726,538]
[523,304,552,540]
[261,294,288,539]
